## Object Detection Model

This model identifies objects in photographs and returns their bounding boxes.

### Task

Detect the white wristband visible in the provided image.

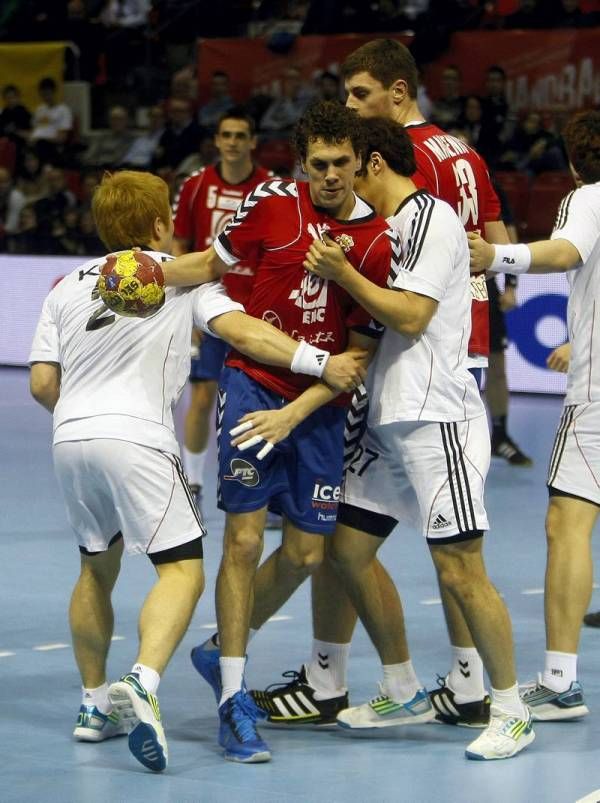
[490,244,531,274]
[290,340,330,377]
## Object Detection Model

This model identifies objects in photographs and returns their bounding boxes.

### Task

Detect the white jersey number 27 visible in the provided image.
[452,158,479,228]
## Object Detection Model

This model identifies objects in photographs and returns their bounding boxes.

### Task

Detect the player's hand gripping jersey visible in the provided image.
[214,179,398,404]
[405,122,502,358]
[173,164,272,305]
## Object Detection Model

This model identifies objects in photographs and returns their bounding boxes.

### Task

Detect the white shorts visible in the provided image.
[53,439,205,556]
[548,403,600,506]
[342,415,490,540]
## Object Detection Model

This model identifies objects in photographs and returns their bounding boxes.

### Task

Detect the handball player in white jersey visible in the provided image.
[469,110,600,723]
[300,117,533,761]
[29,171,364,772]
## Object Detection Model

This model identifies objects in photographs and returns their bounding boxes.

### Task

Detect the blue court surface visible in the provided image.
[2,365,600,803]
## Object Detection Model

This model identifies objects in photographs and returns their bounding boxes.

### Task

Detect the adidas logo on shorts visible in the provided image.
[431,514,451,530]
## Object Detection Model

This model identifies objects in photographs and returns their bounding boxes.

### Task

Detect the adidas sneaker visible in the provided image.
[251,666,348,728]
[108,673,168,772]
[336,686,434,730]
[520,676,589,721]
[73,704,127,742]
[465,705,534,760]
[429,675,490,728]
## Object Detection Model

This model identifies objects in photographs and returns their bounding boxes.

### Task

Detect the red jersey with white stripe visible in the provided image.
[172,163,272,304]
[406,121,502,357]
[214,178,398,404]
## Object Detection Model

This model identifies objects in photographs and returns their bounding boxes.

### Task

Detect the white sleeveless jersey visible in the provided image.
[29,250,243,453]
[367,190,484,425]
[551,183,600,405]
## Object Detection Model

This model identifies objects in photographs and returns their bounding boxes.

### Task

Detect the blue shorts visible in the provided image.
[469,367,485,392]
[217,367,346,535]
[190,333,229,382]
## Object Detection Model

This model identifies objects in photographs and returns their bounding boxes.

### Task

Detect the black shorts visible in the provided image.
[487,278,508,353]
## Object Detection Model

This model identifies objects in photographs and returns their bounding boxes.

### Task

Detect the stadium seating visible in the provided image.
[522,171,574,240]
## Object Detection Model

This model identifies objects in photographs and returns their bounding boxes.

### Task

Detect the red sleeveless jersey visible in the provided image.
[216,179,399,404]
[405,122,502,357]
[172,163,272,304]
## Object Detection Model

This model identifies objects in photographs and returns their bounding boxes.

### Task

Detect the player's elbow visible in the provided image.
[30,364,60,411]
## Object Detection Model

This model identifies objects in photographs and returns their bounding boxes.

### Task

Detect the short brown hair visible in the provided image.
[562,110,600,185]
[294,100,365,161]
[341,39,418,99]
[358,117,416,177]
[92,171,171,251]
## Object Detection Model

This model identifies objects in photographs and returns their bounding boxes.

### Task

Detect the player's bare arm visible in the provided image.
[304,234,437,338]
[163,245,229,286]
[230,331,377,459]
[171,236,192,257]
[208,310,367,393]
[30,362,61,412]
[468,232,582,275]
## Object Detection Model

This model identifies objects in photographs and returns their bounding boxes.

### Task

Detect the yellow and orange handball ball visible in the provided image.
[97,250,165,318]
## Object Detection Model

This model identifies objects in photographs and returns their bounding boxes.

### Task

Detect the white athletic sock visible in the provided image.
[447,646,486,703]
[542,650,577,693]
[491,683,529,720]
[305,640,350,699]
[219,657,246,706]
[381,660,422,704]
[131,662,160,695]
[183,446,207,488]
[82,682,111,714]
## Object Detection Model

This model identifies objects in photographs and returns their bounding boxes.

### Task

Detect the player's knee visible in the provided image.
[280,538,324,574]
[159,558,205,600]
[223,527,263,567]
[327,538,363,576]
[433,546,485,596]
[545,501,563,544]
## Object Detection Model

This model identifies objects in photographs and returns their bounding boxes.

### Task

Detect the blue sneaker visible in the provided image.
[219,691,271,763]
[108,673,168,772]
[521,676,589,721]
[191,634,222,703]
[73,704,127,742]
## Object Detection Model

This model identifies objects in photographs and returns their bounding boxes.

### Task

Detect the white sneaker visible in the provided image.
[337,686,434,730]
[108,673,168,772]
[465,705,534,760]
[73,704,128,741]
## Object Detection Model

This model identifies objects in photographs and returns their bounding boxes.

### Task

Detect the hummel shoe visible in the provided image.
[219,690,271,763]
[108,673,168,772]
[336,686,434,730]
[73,704,127,742]
[191,635,222,703]
[491,436,533,466]
[251,666,348,728]
[465,705,534,760]
[429,675,490,728]
[520,676,589,721]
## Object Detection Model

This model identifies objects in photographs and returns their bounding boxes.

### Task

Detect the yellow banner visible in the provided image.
[0,42,66,112]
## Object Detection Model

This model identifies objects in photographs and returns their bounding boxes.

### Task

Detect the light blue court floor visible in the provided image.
[2,365,600,803]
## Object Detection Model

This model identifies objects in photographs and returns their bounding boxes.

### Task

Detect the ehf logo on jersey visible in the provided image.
[289,223,331,323]
[224,458,259,487]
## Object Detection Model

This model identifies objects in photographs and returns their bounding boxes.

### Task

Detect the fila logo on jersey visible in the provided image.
[224,458,259,487]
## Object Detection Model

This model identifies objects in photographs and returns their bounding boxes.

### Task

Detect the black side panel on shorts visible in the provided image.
[336,503,397,538]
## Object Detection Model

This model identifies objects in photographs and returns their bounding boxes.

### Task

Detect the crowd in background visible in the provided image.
[0,0,597,256]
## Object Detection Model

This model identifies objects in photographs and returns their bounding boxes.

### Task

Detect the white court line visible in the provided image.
[199,623,218,630]
[0,651,16,658]
[268,615,293,622]
[576,790,600,803]
[111,635,126,641]
[420,598,442,605]
[33,643,69,651]
[522,588,544,595]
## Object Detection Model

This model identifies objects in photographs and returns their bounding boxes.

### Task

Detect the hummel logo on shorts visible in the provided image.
[431,514,451,530]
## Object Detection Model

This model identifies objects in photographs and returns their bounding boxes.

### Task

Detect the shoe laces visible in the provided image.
[369,682,392,705]
[434,674,448,690]
[264,669,305,694]
[520,673,544,698]
[228,693,264,741]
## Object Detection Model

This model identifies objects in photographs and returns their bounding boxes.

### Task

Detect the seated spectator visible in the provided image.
[16,149,49,202]
[79,170,101,213]
[154,99,201,170]
[0,166,26,246]
[52,207,85,256]
[6,204,47,255]
[174,130,218,184]
[479,65,517,167]
[198,71,233,132]
[122,105,166,167]
[0,85,31,159]
[461,94,484,150]
[99,0,151,88]
[78,207,105,255]
[82,105,135,168]
[315,70,341,103]
[29,77,74,165]
[430,65,465,130]
[498,111,567,174]
[260,66,313,135]
[34,166,77,238]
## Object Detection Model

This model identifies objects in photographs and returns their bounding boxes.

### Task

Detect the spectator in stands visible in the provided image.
[0,85,31,156]
[82,105,135,168]
[100,0,151,88]
[461,94,484,150]
[174,130,218,184]
[30,77,74,165]
[198,71,234,131]
[0,166,26,245]
[64,0,104,82]
[478,65,517,167]
[122,105,166,168]
[16,150,49,202]
[499,111,566,175]
[51,207,84,256]
[504,0,547,28]
[548,0,600,27]
[315,70,342,103]
[6,204,44,254]
[78,207,104,255]
[260,66,313,135]
[154,99,201,170]
[430,65,465,130]
[78,170,101,213]
[34,166,77,239]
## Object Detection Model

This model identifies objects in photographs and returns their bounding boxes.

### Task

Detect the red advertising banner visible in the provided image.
[425,30,600,112]
[197,34,411,104]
